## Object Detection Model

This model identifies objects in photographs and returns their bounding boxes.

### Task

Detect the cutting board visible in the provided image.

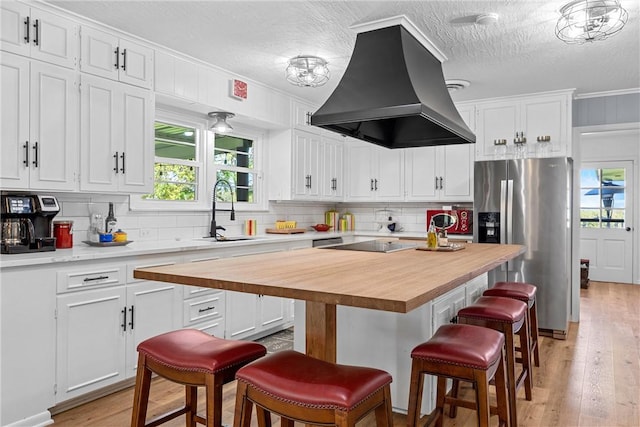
[416,243,465,252]
[265,228,306,234]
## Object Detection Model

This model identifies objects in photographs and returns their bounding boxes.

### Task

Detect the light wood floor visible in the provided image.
[53,281,640,427]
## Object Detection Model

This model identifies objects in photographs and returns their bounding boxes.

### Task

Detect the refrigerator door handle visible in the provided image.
[500,180,507,245]
[507,179,514,245]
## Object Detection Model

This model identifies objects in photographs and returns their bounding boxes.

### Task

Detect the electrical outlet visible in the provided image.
[140,229,152,238]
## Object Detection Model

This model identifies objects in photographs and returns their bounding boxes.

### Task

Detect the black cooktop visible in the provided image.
[320,240,417,253]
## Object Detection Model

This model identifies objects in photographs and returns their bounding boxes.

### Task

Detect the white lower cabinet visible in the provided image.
[55,257,181,403]
[1,267,57,427]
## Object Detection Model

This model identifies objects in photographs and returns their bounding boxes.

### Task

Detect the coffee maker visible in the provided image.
[1,194,59,254]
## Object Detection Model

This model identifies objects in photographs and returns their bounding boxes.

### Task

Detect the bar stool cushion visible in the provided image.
[458,295,526,323]
[235,350,392,411]
[411,324,505,370]
[137,329,267,374]
[484,281,537,305]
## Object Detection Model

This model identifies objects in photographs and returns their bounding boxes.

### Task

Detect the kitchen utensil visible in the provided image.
[311,224,330,232]
[1,218,35,246]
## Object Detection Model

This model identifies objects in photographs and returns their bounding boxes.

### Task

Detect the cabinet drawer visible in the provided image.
[193,319,225,338]
[57,265,126,293]
[127,255,180,283]
[184,285,218,300]
[184,292,225,327]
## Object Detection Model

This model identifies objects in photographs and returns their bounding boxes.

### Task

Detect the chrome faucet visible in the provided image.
[209,179,235,239]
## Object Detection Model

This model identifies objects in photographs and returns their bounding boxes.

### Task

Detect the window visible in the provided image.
[130,109,266,211]
[580,167,627,228]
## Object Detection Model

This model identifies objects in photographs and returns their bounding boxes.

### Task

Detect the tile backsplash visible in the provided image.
[50,193,472,245]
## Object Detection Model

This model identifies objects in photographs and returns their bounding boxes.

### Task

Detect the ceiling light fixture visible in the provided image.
[286,55,330,87]
[446,79,471,92]
[475,13,499,26]
[208,112,235,133]
[556,0,628,44]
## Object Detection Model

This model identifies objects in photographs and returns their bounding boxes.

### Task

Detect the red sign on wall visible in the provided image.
[231,79,248,100]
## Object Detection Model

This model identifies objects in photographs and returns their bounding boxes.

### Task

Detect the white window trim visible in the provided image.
[130,111,268,212]
[130,109,210,211]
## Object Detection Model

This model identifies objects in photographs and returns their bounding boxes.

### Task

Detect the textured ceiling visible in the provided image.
[46,0,640,106]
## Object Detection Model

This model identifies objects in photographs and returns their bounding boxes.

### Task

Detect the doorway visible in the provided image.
[579,161,634,283]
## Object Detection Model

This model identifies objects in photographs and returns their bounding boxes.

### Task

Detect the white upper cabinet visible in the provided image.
[155,50,198,99]
[475,90,573,160]
[405,144,474,202]
[321,136,345,201]
[80,26,153,89]
[1,2,78,69]
[292,130,322,199]
[80,74,153,193]
[346,140,404,202]
[0,52,78,191]
[292,99,317,130]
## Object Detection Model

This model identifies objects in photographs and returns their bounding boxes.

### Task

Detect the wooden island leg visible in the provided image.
[305,301,337,363]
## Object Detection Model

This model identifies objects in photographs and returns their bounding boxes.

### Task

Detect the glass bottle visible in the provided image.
[427,220,438,249]
[105,203,117,233]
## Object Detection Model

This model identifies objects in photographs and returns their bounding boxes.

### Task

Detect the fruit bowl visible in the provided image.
[311,224,331,232]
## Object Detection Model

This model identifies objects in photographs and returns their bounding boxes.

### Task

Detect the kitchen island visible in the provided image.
[135,242,524,358]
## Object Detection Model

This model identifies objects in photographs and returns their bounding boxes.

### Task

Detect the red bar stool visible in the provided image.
[484,281,540,367]
[455,296,533,427]
[233,350,393,427]
[131,329,266,427]
[407,324,509,427]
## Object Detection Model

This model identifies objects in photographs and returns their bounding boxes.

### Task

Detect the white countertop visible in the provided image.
[0,231,473,269]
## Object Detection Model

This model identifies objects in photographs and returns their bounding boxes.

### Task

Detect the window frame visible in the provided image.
[130,109,268,212]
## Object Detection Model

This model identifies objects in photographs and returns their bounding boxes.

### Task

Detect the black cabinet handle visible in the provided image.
[439,177,443,190]
[24,16,30,43]
[33,19,39,46]
[83,275,109,282]
[435,177,438,190]
[113,152,119,173]
[121,48,127,71]
[128,305,134,329]
[120,152,125,173]
[198,306,216,313]
[374,179,378,191]
[114,46,119,69]
[370,179,374,191]
[121,307,127,331]
[32,141,38,167]
[305,111,311,126]
[23,141,29,166]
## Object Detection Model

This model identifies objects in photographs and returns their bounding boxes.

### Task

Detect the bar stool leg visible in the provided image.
[493,348,510,427]
[131,354,152,427]
[518,316,533,401]
[434,377,447,427]
[530,300,540,367]
[407,359,425,427]
[233,381,253,427]
[185,386,197,427]
[473,370,490,427]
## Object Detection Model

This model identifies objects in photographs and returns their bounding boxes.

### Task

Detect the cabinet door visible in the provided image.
[80,74,120,191]
[29,8,78,69]
[292,99,315,130]
[29,60,78,190]
[346,143,375,200]
[293,130,321,198]
[476,101,519,160]
[119,84,153,192]
[0,53,30,188]
[0,2,30,56]
[522,95,568,157]
[56,287,127,402]
[441,144,473,201]
[1,268,56,425]
[226,291,258,339]
[125,282,181,376]
[405,146,438,201]
[322,137,344,200]
[79,26,119,80]
[118,38,153,89]
[259,295,287,330]
[374,146,404,201]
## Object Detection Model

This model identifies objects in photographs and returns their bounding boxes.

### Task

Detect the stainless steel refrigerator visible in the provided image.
[474,157,573,336]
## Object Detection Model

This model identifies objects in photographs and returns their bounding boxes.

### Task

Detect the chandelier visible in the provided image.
[286,55,330,87]
[556,0,628,44]
[208,112,235,133]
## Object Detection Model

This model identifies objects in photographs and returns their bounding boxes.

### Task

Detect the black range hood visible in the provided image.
[311,21,475,149]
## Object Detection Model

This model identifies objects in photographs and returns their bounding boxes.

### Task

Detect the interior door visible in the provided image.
[579,161,634,283]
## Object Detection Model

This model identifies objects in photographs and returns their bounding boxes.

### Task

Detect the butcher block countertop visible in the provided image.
[134,242,525,314]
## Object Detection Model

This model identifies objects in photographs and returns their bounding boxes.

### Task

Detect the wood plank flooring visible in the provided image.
[52,281,640,427]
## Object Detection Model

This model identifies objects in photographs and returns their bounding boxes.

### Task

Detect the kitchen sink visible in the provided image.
[196,236,257,242]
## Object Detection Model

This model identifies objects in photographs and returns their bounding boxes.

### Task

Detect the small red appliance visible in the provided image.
[426,209,473,235]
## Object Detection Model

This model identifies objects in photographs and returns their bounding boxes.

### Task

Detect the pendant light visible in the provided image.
[556,0,628,44]
[208,112,235,133]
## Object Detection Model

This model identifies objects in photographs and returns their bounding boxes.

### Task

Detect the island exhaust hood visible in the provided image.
[311,16,475,149]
